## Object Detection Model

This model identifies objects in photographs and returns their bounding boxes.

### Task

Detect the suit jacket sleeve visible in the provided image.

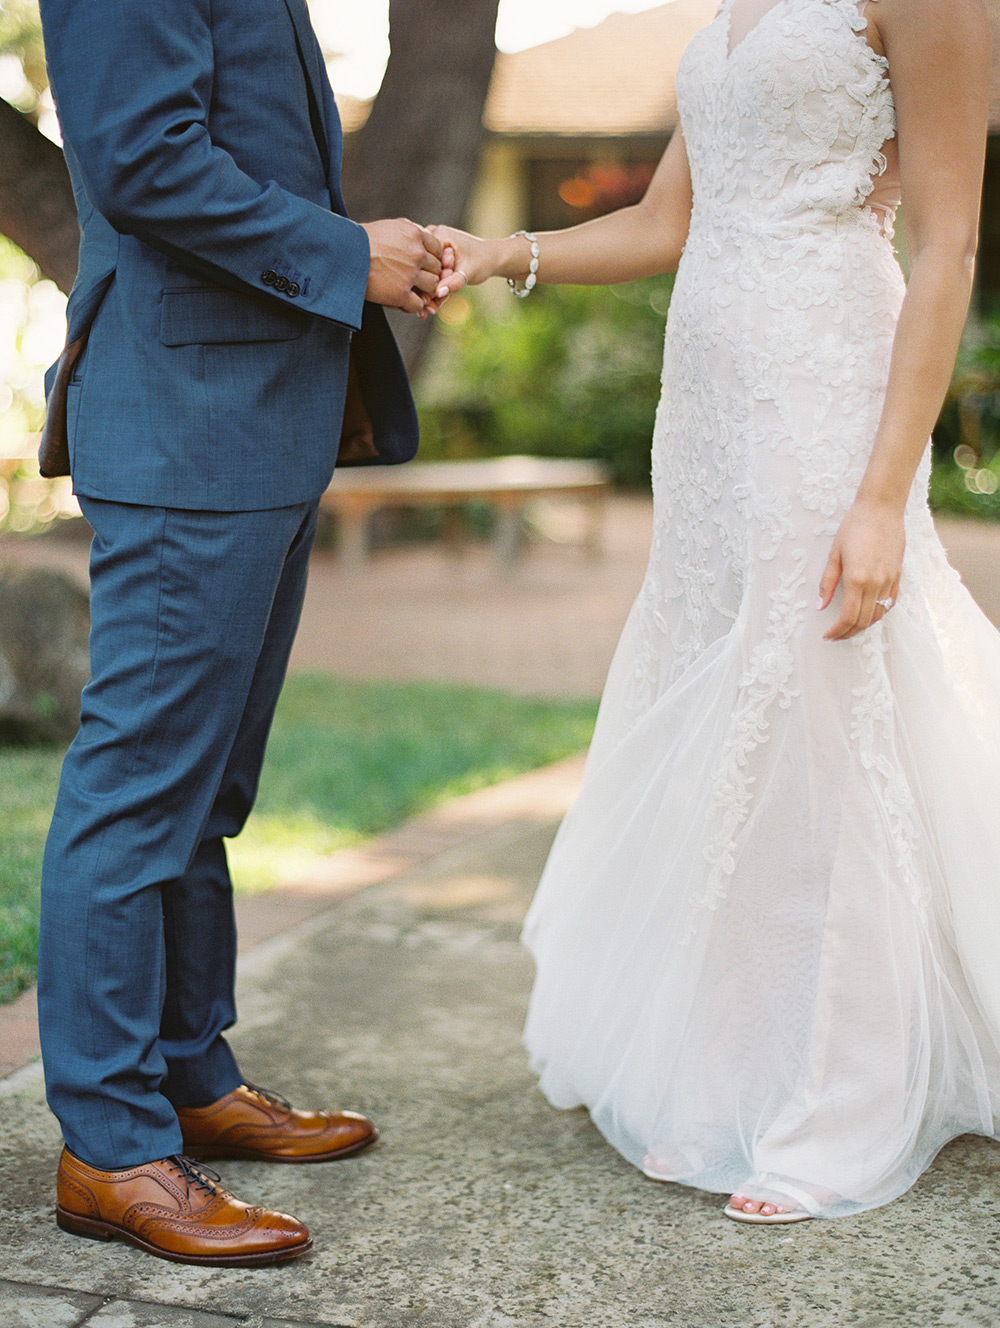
[38,0,370,331]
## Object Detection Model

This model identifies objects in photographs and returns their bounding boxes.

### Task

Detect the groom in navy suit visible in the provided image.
[35,0,458,1266]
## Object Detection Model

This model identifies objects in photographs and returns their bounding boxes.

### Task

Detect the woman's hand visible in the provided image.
[817,499,905,641]
[427,226,510,300]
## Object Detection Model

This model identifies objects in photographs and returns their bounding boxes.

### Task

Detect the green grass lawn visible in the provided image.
[0,673,597,1005]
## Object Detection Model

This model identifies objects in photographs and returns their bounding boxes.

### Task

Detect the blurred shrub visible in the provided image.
[0,235,71,531]
[0,0,46,112]
[420,279,1000,520]
[0,4,73,530]
[417,277,673,488]
[0,237,54,440]
[929,310,1000,521]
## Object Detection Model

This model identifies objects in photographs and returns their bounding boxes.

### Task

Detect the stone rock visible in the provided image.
[0,565,90,744]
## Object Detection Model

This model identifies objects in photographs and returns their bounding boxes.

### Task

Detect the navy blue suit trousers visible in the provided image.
[38,499,318,1167]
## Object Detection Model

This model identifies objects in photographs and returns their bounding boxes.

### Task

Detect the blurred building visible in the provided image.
[339,0,1000,309]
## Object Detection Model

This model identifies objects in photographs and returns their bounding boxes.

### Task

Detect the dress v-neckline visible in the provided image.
[720,0,888,75]
[723,0,796,62]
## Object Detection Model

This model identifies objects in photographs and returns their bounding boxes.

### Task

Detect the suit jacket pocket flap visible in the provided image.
[160,288,306,346]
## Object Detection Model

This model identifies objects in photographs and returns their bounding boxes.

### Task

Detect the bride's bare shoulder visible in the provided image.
[871,0,991,55]
[871,0,988,205]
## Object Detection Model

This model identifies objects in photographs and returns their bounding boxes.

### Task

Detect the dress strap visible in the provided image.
[825,0,878,34]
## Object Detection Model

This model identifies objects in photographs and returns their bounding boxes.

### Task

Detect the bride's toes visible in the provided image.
[726,1183,813,1223]
[730,1193,762,1214]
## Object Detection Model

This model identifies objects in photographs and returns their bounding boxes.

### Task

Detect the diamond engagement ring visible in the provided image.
[876,597,894,610]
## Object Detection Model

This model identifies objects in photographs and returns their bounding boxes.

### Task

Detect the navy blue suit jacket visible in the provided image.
[39,0,418,510]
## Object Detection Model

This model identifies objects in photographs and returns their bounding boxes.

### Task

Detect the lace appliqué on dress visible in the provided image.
[622,0,905,927]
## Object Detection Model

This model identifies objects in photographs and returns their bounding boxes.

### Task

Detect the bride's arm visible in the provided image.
[819,0,990,641]
[431,125,693,294]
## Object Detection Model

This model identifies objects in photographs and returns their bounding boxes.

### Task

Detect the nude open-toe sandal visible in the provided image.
[641,1145,706,1182]
[723,1201,813,1224]
[723,1180,821,1224]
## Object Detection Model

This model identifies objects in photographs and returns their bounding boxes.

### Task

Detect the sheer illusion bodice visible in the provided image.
[522,0,1000,1218]
[716,0,901,221]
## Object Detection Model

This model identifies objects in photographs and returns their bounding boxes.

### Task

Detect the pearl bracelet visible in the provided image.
[507,231,540,298]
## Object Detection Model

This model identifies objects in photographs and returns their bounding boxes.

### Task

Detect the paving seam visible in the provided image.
[0,1274,101,1306]
[0,1278,354,1327]
[68,1302,110,1328]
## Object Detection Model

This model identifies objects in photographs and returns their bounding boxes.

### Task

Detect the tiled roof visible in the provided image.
[483,0,716,137]
[334,0,715,139]
[335,1,1000,139]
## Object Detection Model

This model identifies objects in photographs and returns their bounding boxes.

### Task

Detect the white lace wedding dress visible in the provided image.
[522,0,1000,1218]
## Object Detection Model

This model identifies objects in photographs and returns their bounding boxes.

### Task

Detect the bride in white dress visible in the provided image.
[430,0,995,1221]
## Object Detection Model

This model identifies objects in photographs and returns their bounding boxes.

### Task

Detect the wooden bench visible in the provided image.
[320,455,611,569]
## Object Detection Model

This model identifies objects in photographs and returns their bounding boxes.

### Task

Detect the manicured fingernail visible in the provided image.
[816,597,824,610]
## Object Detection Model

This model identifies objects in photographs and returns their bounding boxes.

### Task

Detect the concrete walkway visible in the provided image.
[3,502,1000,1326]
[4,756,1000,1327]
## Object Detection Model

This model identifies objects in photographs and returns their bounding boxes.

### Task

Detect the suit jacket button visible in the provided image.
[261,269,278,286]
[286,281,301,298]
[274,274,290,293]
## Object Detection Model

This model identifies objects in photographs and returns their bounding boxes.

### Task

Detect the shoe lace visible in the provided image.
[244,1081,292,1114]
[168,1154,224,1199]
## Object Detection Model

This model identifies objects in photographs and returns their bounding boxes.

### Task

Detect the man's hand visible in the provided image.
[361,219,445,315]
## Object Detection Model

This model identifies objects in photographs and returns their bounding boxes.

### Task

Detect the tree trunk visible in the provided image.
[0,98,79,293]
[343,0,501,370]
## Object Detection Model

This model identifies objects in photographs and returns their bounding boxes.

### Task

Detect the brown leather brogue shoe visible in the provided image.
[176,1082,378,1163]
[56,1147,312,1266]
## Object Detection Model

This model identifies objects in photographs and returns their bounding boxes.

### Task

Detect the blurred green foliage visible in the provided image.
[419,278,673,488]
[929,310,1000,520]
[420,279,1000,519]
[0,1,63,526]
[0,0,45,112]
[0,744,58,1003]
[0,235,69,532]
[0,234,47,438]
[0,4,66,537]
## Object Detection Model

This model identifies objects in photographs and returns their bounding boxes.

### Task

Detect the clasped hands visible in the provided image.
[361,218,495,318]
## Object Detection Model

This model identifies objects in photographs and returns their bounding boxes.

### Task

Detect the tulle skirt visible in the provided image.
[522,248,1000,1216]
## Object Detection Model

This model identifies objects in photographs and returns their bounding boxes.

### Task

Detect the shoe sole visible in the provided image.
[56,1207,313,1266]
[723,1203,812,1225]
[642,1166,678,1182]
[183,1125,379,1164]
